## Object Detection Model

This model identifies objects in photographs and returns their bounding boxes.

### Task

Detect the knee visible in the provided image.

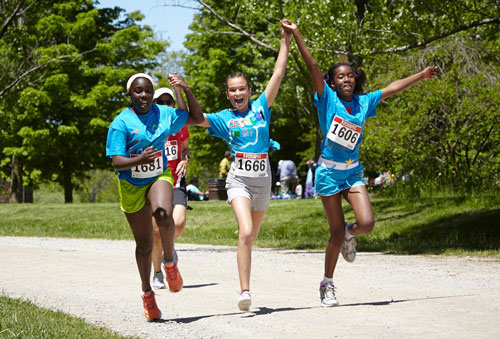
[175,221,186,236]
[238,229,254,244]
[153,207,172,226]
[357,219,375,234]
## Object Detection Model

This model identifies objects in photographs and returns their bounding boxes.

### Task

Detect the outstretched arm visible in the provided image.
[381,66,437,100]
[281,20,325,97]
[169,73,203,125]
[264,19,291,107]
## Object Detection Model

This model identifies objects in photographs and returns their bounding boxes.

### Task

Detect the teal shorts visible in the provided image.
[117,169,174,213]
[314,165,365,196]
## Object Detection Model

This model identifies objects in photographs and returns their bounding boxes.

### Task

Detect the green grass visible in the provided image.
[0,294,137,338]
[1,195,499,256]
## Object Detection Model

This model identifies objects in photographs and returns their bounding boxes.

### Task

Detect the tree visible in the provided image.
[0,1,166,202]
[175,0,499,186]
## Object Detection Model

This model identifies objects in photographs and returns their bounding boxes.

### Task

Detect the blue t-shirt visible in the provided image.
[206,92,271,156]
[106,104,188,186]
[314,81,381,164]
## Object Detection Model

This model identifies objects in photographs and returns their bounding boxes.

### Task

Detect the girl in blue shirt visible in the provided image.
[283,20,437,307]
[196,20,291,311]
[106,73,203,321]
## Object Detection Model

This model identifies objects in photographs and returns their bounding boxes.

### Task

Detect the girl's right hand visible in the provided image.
[139,146,156,164]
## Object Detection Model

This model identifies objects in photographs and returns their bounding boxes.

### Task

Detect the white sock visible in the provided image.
[345,223,355,240]
[321,276,333,285]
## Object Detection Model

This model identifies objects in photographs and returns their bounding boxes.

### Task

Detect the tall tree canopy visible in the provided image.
[0,0,166,202]
[177,0,499,189]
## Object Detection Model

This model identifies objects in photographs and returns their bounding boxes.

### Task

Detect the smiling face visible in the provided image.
[332,65,356,101]
[226,76,251,113]
[128,77,154,114]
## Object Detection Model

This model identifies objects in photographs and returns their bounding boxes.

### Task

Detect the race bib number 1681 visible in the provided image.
[130,151,163,178]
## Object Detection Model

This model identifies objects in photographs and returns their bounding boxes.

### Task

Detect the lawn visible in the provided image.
[1,196,499,256]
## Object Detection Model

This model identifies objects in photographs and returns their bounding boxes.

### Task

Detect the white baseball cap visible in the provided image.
[154,87,175,100]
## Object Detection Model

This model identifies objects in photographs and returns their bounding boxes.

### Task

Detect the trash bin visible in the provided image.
[208,178,227,200]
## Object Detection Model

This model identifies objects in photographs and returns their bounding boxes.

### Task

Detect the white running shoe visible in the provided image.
[341,224,356,262]
[319,281,339,307]
[152,271,166,289]
[238,290,252,311]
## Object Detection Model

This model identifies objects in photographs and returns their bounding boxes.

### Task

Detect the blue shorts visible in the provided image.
[314,164,365,196]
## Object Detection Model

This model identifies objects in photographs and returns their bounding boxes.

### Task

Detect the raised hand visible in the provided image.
[169,73,189,91]
[422,66,437,80]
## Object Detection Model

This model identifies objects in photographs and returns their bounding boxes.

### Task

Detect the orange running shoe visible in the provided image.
[164,261,183,292]
[141,291,161,321]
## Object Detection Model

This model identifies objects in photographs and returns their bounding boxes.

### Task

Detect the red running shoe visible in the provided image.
[141,291,161,321]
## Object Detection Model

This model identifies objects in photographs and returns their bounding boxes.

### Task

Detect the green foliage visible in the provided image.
[182,0,500,187]
[0,294,135,338]
[361,36,500,190]
[0,1,166,202]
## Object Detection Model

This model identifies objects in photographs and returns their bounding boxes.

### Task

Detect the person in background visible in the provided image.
[151,85,191,290]
[304,158,317,198]
[219,150,233,178]
[277,159,299,198]
[186,177,208,201]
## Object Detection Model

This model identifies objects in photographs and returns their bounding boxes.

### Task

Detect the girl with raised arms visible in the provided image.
[196,19,291,311]
[282,20,436,307]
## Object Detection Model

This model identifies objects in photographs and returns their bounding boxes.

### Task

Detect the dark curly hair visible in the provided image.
[325,63,367,94]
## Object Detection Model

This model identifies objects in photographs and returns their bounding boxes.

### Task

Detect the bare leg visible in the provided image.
[151,218,163,273]
[148,180,175,262]
[231,197,265,292]
[320,194,345,278]
[125,205,154,292]
[342,185,374,236]
[173,204,187,239]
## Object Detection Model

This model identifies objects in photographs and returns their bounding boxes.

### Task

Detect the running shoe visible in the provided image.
[238,290,252,311]
[152,271,166,289]
[341,224,356,262]
[164,260,183,292]
[319,281,339,307]
[141,291,161,321]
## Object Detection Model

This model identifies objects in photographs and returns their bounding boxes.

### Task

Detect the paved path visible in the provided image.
[1,236,499,338]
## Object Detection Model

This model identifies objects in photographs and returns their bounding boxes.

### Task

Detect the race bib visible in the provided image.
[130,151,164,178]
[327,115,362,150]
[234,152,268,178]
[165,140,178,161]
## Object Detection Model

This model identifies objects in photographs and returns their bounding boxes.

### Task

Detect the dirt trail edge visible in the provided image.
[1,236,499,339]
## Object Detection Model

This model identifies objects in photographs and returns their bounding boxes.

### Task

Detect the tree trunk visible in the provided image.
[9,155,21,203]
[62,157,73,203]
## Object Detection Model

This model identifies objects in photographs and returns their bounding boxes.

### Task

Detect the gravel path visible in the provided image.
[1,236,499,338]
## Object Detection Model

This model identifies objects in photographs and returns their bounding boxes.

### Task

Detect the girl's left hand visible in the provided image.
[422,66,437,80]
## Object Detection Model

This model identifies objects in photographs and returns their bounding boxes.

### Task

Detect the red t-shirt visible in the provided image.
[166,126,189,184]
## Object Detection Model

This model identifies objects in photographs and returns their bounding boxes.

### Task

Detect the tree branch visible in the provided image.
[370,17,500,55]
[0,46,97,98]
[0,0,27,41]
[196,0,277,52]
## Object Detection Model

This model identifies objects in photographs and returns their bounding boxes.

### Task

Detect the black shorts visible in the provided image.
[173,179,188,207]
